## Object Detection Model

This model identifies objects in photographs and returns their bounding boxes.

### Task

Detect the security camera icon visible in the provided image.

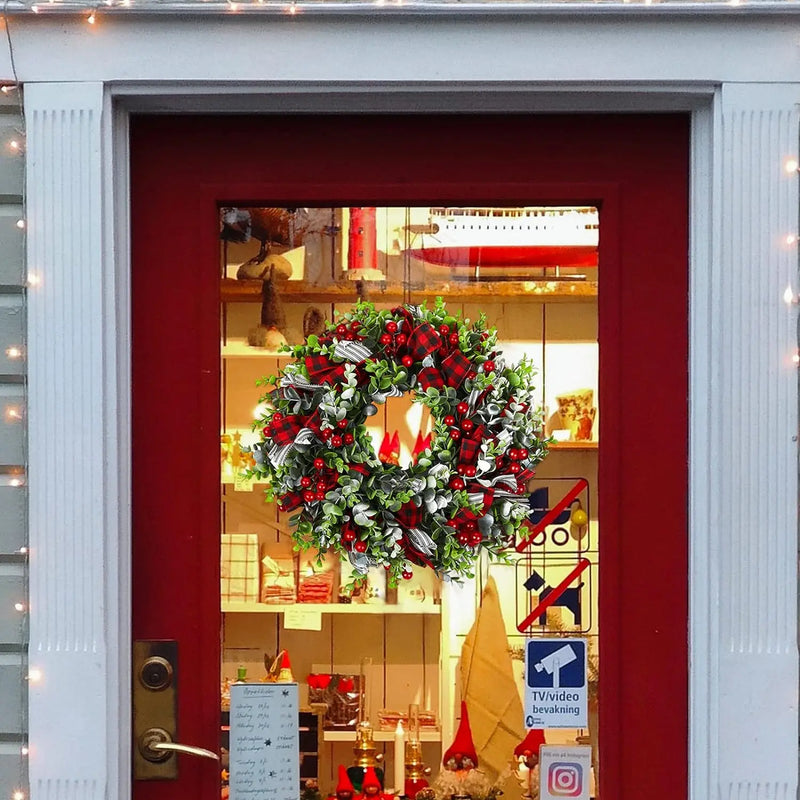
[533,644,577,689]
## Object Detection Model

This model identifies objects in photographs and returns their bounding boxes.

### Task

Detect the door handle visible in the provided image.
[139,727,220,763]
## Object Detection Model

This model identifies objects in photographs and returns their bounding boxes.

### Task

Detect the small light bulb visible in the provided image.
[20,746,29,756]
[9,140,20,151]
[27,274,40,287]
[6,346,22,359]
[785,158,799,174]
[784,286,796,305]
[30,3,39,11]
[5,406,22,422]
[786,234,798,246]
[9,478,22,488]
[14,602,24,612]
[1,85,16,94]
[87,10,96,23]
[228,1,239,9]
[288,3,297,13]
[18,546,28,554]
[13,790,25,800]
[27,668,42,682]
[15,219,24,229]
[792,351,800,364]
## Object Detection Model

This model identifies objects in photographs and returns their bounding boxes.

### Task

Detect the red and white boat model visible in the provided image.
[407,206,599,269]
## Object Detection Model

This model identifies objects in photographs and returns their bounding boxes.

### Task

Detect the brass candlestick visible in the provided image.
[347,658,384,790]
[404,704,430,799]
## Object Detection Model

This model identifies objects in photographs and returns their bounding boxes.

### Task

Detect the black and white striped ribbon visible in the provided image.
[334,339,372,362]
[268,428,315,466]
[405,527,436,555]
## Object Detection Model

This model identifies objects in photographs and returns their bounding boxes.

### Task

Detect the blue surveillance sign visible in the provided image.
[524,638,588,729]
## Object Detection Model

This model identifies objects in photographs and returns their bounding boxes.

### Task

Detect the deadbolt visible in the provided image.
[140,656,173,691]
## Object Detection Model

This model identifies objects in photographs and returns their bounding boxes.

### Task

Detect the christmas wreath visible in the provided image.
[250,300,547,583]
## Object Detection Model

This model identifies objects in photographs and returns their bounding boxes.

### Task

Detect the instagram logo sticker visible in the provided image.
[547,762,583,797]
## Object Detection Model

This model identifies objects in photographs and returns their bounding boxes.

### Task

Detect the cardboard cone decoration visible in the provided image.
[378,432,392,464]
[277,650,294,682]
[337,765,356,799]
[514,728,546,761]
[459,577,526,783]
[442,701,478,770]
[389,432,400,465]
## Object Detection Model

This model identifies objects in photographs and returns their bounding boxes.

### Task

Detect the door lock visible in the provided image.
[139,726,220,763]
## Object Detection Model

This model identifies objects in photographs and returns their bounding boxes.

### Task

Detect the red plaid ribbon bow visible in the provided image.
[392,306,442,363]
[270,414,304,446]
[393,502,436,568]
[458,424,486,468]
[417,349,473,391]
[305,353,346,384]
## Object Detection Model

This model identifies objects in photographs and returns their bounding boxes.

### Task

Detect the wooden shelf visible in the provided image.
[323,729,441,743]
[222,601,441,615]
[222,338,285,358]
[221,278,597,305]
[549,441,598,450]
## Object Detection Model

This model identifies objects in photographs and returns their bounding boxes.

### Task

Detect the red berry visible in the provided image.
[449,333,459,345]
[336,324,348,335]
[314,458,325,470]
[344,433,354,445]
[461,419,474,432]
[300,476,312,488]
[446,518,459,527]
[401,355,414,368]
[396,333,407,346]
[321,428,332,440]
[509,463,521,474]
[354,540,368,553]
[469,532,483,546]
[351,321,361,331]
[303,490,316,503]
[331,435,343,447]
[386,321,398,334]
[457,464,467,475]
[439,324,450,335]
[380,333,392,345]
[273,412,283,422]
[402,569,413,580]
[456,402,469,415]
[457,532,470,545]
[467,371,477,380]
[519,448,529,459]
[342,528,356,542]
[483,360,495,372]
[346,333,355,340]
[515,484,526,495]
[464,465,477,478]
[508,448,519,460]
[443,415,456,426]
[495,456,504,467]
[449,477,465,491]
[337,419,348,429]
[449,429,461,441]
[315,491,326,501]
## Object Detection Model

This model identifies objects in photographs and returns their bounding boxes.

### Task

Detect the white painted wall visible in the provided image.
[10,9,800,800]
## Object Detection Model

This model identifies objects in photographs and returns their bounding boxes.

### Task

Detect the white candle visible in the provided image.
[394,720,405,794]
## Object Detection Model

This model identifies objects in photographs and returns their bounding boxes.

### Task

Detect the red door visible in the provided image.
[131,113,689,800]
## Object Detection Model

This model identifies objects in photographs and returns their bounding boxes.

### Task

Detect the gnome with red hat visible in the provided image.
[513,729,546,800]
[442,701,478,773]
[356,767,393,800]
[336,765,356,800]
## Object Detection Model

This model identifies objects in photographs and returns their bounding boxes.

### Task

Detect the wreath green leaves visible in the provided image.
[249,300,547,583]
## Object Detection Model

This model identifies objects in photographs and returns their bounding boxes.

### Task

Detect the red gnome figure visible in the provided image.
[357,767,390,800]
[336,765,356,800]
[442,701,478,772]
[513,729,546,800]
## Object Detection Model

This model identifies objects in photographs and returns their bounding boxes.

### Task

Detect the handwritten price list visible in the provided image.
[229,683,300,800]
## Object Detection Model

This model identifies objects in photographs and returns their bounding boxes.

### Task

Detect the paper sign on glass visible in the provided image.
[539,745,592,800]
[524,638,588,728]
[229,682,299,800]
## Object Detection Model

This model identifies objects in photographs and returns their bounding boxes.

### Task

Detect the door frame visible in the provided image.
[22,80,799,800]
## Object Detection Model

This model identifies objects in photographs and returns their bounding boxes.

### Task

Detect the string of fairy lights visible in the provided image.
[783,156,800,375]
[0,5,28,797]
[0,0,775,19]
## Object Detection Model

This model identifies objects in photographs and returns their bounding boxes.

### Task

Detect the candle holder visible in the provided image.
[347,658,384,791]
[404,704,431,799]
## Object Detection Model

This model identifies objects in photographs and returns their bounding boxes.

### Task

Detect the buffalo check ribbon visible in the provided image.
[393,501,436,568]
[269,414,304,446]
[305,354,346,385]
[441,350,472,388]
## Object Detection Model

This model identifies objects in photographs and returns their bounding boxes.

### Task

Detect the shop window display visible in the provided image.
[219,207,599,800]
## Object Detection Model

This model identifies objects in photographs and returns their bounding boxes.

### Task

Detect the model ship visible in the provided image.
[406,206,599,271]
